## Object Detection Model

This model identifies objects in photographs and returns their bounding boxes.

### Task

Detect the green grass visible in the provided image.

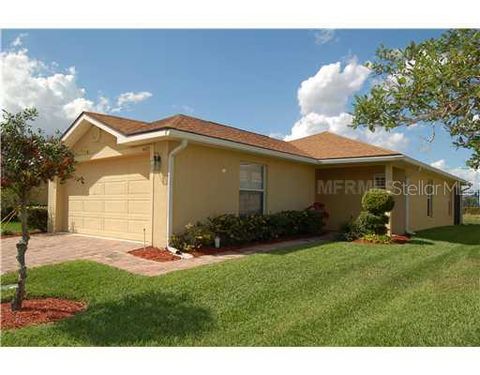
[0,221,22,235]
[464,214,480,225]
[1,223,479,346]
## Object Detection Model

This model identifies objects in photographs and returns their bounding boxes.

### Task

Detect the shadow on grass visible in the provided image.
[57,291,214,345]
[416,224,480,245]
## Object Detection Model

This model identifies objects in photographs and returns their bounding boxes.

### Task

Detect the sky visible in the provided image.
[1,29,478,188]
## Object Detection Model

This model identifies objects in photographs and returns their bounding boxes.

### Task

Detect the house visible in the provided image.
[48,112,466,247]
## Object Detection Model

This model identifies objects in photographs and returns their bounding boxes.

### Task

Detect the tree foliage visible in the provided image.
[1,108,78,310]
[352,29,480,169]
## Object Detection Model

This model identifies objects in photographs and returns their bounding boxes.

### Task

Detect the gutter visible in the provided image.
[166,140,189,254]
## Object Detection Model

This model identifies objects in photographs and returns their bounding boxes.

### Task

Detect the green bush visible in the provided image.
[341,189,395,241]
[361,189,395,215]
[26,206,48,232]
[355,211,389,235]
[339,220,362,241]
[172,207,327,252]
[170,222,215,252]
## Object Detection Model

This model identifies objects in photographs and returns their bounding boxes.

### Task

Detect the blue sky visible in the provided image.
[1,29,477,185]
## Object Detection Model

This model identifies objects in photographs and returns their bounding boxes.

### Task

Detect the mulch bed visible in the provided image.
[354,234,411,245]
[129,246,181,262]
[1,298,87,330]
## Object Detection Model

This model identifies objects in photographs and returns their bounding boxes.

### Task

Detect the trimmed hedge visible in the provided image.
[361,188,395,214]
[171,207,328,252]
[341,189,395,241]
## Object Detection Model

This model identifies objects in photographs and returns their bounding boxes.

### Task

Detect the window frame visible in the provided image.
[239,162,266,215]
[373,173,386,190]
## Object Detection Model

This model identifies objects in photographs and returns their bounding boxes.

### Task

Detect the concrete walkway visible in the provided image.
[1,233,333,277]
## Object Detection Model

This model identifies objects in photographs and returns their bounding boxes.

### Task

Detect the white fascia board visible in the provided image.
[318,155,404,165]
[402,156,469,184]
[120,128,319,165]
[62,114,128,144]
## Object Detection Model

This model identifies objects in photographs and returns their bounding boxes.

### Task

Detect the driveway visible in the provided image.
[1,233,142,274]
[2,232,333,276]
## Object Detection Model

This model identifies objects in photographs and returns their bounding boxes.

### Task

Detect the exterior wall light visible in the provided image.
[152,153,161,171]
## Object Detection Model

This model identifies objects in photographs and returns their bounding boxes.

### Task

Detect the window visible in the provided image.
[239,163,265,215]
[426,179,434,217]
[373,173,386,189]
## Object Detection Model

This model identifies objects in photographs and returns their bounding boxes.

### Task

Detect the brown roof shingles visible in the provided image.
[85,112,312,158]
[289,131,401,159]
[82,111,401,160]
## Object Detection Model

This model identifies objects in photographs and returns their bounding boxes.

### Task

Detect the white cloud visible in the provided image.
[11,33,28,48]
[314,30,336,45]
[298,61,370,116]
[285,59,409,152]
[0,36,152,134]
[114,91,152,110]
[430,160,480,189]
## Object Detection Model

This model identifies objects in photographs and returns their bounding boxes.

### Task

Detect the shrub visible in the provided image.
[26,206,48,232]
[361,189,395,215]
[172,206,327,251]
[339,220,362,241]
[355,211,389,235]
[170,222,215,252]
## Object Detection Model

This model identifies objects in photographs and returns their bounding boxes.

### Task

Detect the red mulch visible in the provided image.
[392,234,410,244]
[129,246,181,262]
[1,298,86,330]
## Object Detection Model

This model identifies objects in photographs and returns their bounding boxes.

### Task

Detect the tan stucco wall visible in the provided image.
[315,165,385,230]
[406,168,455,231]
[172,143,316,234]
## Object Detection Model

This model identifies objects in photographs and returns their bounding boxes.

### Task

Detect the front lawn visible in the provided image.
[1,223,479,346]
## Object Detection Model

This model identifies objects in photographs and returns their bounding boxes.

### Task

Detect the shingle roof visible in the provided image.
[289,131,401,159]
[84,112,313,158]
[82,112,401,160]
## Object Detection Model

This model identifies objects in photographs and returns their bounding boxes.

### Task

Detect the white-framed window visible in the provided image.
[427,179,434,217]
[373,173,386,189]
[239,163,265,215]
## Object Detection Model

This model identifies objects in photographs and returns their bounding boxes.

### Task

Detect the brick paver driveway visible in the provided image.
[1,233,142,274]
[2,232,333,276]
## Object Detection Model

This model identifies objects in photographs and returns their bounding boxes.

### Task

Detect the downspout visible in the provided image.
[166,139,188,253]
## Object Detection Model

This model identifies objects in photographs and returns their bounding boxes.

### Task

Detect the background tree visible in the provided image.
[1,108,78,310]
[352,29,480,169]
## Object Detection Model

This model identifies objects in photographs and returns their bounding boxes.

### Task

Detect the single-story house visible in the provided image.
[48,111,466,247]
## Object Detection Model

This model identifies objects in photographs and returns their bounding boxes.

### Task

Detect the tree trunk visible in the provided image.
[11,195,29,311]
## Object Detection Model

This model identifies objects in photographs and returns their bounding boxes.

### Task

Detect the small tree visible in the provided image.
[352,29,480,169]
[1,108,77,310]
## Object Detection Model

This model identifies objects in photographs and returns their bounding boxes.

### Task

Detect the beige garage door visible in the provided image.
[65,154,152,243]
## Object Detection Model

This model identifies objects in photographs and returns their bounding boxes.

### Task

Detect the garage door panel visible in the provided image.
[128,180,150,194]
[104,200,128,213]
[66,154,152,243]
[104,181,127,195]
